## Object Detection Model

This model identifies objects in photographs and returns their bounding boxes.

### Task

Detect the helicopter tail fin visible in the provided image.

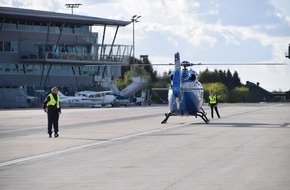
[176,52,184,101]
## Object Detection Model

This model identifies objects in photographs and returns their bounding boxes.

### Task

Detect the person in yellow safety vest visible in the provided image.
[43,87,61,138]
[208,91,221,119]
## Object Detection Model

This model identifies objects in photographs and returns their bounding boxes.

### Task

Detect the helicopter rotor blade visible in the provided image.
[189,63,288,66]
[150,62,288,66]
[84,62,288,67]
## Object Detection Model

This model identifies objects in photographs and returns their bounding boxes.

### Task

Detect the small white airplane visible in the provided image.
[75,91,116,107]
[58,91,116,108]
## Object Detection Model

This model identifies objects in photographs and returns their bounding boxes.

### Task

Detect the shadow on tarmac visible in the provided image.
[207,122,290,129]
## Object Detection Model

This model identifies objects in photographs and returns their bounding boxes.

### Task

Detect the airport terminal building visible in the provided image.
[0,7,132,107]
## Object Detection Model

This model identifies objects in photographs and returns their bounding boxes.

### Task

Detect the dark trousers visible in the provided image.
[210,105,220,118]
[47,109,59,134]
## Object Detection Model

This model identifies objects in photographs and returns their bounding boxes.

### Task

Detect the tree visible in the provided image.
[229,86,249,103]
[199,69,241,90]
[226,69,234,90]
[118,57,158,89]
[198,68,220,83]
[141,58,158,82]
[232,71,242,88]
[219,70,227,85]
[117,70,132,89]
[152,72,171,88]
[203,82,229,103]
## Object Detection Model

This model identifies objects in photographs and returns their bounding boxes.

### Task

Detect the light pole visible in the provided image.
[65,3,82,14]
[131,15,141,65]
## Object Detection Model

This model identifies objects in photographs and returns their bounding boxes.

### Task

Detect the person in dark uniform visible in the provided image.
[208,91,221,119]
[43,87,61,138]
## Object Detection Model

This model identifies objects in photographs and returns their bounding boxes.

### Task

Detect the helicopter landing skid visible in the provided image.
[196,107,210,124]
[195,111,210,124]
[161,110,210,124]
[161,113,172,124]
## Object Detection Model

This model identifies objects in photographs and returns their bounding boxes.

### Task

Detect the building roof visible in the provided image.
[0,6,131,26]
[246,81,271,94]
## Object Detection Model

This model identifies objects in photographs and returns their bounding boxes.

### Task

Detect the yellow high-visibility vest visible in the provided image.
[209,95,217,104]
[47,93,60,108]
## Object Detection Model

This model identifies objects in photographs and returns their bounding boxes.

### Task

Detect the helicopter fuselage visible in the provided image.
[169,68,203,115]
[161,66,209,124]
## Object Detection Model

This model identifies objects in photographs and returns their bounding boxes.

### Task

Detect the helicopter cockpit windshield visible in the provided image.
[181,71,198,90]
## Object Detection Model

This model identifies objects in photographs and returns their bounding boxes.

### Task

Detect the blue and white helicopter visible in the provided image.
[161,52,210,124]
[160,51,288,124]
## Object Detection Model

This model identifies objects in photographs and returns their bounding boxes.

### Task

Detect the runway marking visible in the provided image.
[0,126,45,133]
[0,104,283,168]
[0,122,190,168]
[0,113,162,134]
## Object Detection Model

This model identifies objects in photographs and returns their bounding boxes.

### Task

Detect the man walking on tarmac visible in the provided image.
[43,87,61,138]
[208,91,221,119]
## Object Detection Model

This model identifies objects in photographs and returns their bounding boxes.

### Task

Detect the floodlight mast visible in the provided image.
[286,44,290,59]
[65,3,82,14]
[131,15,141,65]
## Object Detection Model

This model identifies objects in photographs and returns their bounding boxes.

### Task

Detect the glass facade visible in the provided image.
[0,41,18,52]
[1,18,102,77]
[2,19,91,34]
[0,13,130,94]
[0,63,115,77]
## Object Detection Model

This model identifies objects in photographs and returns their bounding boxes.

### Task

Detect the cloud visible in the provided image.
[1,0,290,90]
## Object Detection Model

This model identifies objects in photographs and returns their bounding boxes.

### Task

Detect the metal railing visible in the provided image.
[19,44,132,64]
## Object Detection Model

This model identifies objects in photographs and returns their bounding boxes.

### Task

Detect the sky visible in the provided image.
[1,0,290,91]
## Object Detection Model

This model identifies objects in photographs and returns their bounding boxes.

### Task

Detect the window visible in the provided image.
[1,42,18,52]
[60,66,70,75]
[73,25,90,34]
[4,42,11,52]
[0,64,3,73]
[18,21,33,31]
[33,22,41,32]
[62,24,73,34]
[11,42,18,52]
[2,20,17,30]
[50,65,62,75]
[26,65,34,74]
[11,64,18,73]
[4,64,11,72]
[34,65,41,74]
[50,24,60,33]
[0,41,3,51]
[34,44,45,58]
[18,64,25,74]
[18,21,26,31]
